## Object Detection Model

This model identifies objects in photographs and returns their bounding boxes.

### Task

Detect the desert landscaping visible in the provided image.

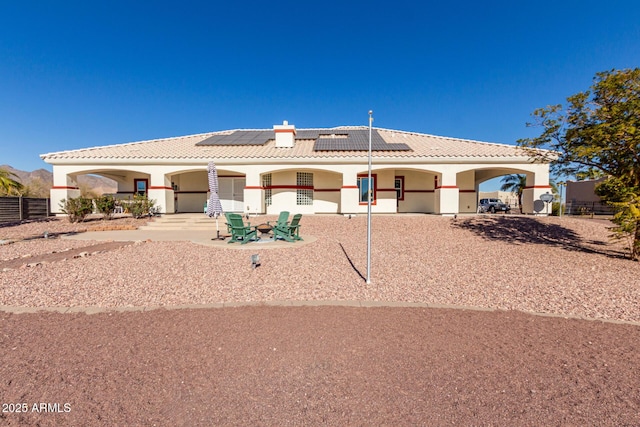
[1,214,638,322]
[1,214,639,426]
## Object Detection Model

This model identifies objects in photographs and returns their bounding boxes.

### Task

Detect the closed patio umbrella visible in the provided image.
[206,161,224,239]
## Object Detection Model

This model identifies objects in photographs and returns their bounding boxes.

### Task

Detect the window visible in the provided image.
[262,174,272,207]
[134,179,148,196]
[357,174,376,204]
[296,172,313,206]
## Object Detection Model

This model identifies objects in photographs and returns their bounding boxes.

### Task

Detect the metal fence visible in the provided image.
[565,200,614,216]
[0,197,51,223]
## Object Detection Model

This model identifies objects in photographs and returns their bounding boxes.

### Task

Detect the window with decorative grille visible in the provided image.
[296,172,313,206]
[262,174,272,206]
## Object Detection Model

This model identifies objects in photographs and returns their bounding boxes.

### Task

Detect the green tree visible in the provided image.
[0,168,24,196]
[499,174,527,212]
[575,169,605,181]
[518,68,640,259]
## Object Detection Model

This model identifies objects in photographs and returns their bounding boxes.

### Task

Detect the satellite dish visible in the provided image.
[540,193,554,203]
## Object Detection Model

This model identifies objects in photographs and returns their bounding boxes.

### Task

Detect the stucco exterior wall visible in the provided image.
[397,170,434,213]
[456,170,477,213]
[44,150,552,215]
[313,170,341,213]
[269,170,297,214]
[313,190,340,213]
[459,192,478,213]
[456,170,475,190]
[369,169,397,213]
[173,171,207,213]
[179,193,206,213]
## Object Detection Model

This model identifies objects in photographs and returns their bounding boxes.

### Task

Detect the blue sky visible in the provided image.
[1,1,638,190]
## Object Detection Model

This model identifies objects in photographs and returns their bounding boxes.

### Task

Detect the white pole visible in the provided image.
[559,182,565,218]
[366,110,373,285]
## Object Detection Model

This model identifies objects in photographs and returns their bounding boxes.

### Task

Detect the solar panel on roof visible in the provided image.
[295,130,322,139]
[196,130,273,146]
[313,130,411,151]
[195,128,411,151]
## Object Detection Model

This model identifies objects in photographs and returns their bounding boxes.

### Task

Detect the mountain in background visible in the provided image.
[1,165,117,196]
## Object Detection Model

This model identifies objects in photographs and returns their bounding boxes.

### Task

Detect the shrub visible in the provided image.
[552,201,564,216]
[129,194,156,219]
[95,194,116,220]
[59,196,94,223]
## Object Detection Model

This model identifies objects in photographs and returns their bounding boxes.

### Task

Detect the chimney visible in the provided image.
[273,120,296,148]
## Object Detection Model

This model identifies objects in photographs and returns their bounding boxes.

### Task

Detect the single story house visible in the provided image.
[41,121,553,216]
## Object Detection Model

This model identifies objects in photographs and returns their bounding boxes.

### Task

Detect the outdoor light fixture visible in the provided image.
[251,254,260,269]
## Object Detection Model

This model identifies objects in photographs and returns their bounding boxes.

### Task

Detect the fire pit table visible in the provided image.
[256,223,273,237]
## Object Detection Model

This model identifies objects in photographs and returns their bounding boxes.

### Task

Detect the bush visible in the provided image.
[552,201,564,216]
[95,194,116,220]
[59,196,94,223]
[129,194,156,219]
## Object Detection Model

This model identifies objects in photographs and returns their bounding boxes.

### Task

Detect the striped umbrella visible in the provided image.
[206,161,224,234]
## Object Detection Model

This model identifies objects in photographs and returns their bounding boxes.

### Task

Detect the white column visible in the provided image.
[340,169,360,215]
[243,170,264,215]
[435,172,459,215]
[521,165,552,215]
[147,172,173,214]
[49,168,80,214]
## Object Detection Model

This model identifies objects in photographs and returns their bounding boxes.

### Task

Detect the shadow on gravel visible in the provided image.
[452,216,628,260]
[338,243,366,282]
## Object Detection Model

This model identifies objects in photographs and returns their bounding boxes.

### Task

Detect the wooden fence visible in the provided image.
[0,197,51,223]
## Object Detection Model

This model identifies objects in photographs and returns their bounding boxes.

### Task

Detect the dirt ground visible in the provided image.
[1,306,639,426]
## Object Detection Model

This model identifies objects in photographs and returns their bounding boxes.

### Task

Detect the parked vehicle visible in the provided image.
[478,198,511,213]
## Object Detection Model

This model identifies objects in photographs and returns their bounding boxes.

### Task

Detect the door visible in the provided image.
[394,177,404,208]
[219,177,245,212]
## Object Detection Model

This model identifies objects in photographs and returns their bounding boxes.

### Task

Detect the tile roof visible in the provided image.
[40,126,533,163]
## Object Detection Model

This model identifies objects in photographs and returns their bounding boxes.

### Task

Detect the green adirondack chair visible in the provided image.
[226,213,259,244]
[287,214,303,241]
[224,212,235,235]
[267,211,290,228]
[273,213,302,242]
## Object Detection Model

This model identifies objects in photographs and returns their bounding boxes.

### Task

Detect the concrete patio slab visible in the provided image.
[61,228,317,249]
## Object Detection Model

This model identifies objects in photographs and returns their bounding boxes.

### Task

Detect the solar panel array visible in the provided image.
[196,130,274,146]
[313,130,410,151]
[195,129,411,151]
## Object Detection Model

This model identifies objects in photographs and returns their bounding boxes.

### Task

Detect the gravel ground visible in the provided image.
[1,214,638,323]
[2,214,640,426]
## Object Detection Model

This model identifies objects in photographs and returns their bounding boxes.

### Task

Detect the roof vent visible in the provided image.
[273,120,296,148]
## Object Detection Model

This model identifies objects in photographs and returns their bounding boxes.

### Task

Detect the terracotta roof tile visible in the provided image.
[40,126,532,163]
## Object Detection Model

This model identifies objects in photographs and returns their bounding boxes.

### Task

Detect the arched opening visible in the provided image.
[474,168,534,213]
